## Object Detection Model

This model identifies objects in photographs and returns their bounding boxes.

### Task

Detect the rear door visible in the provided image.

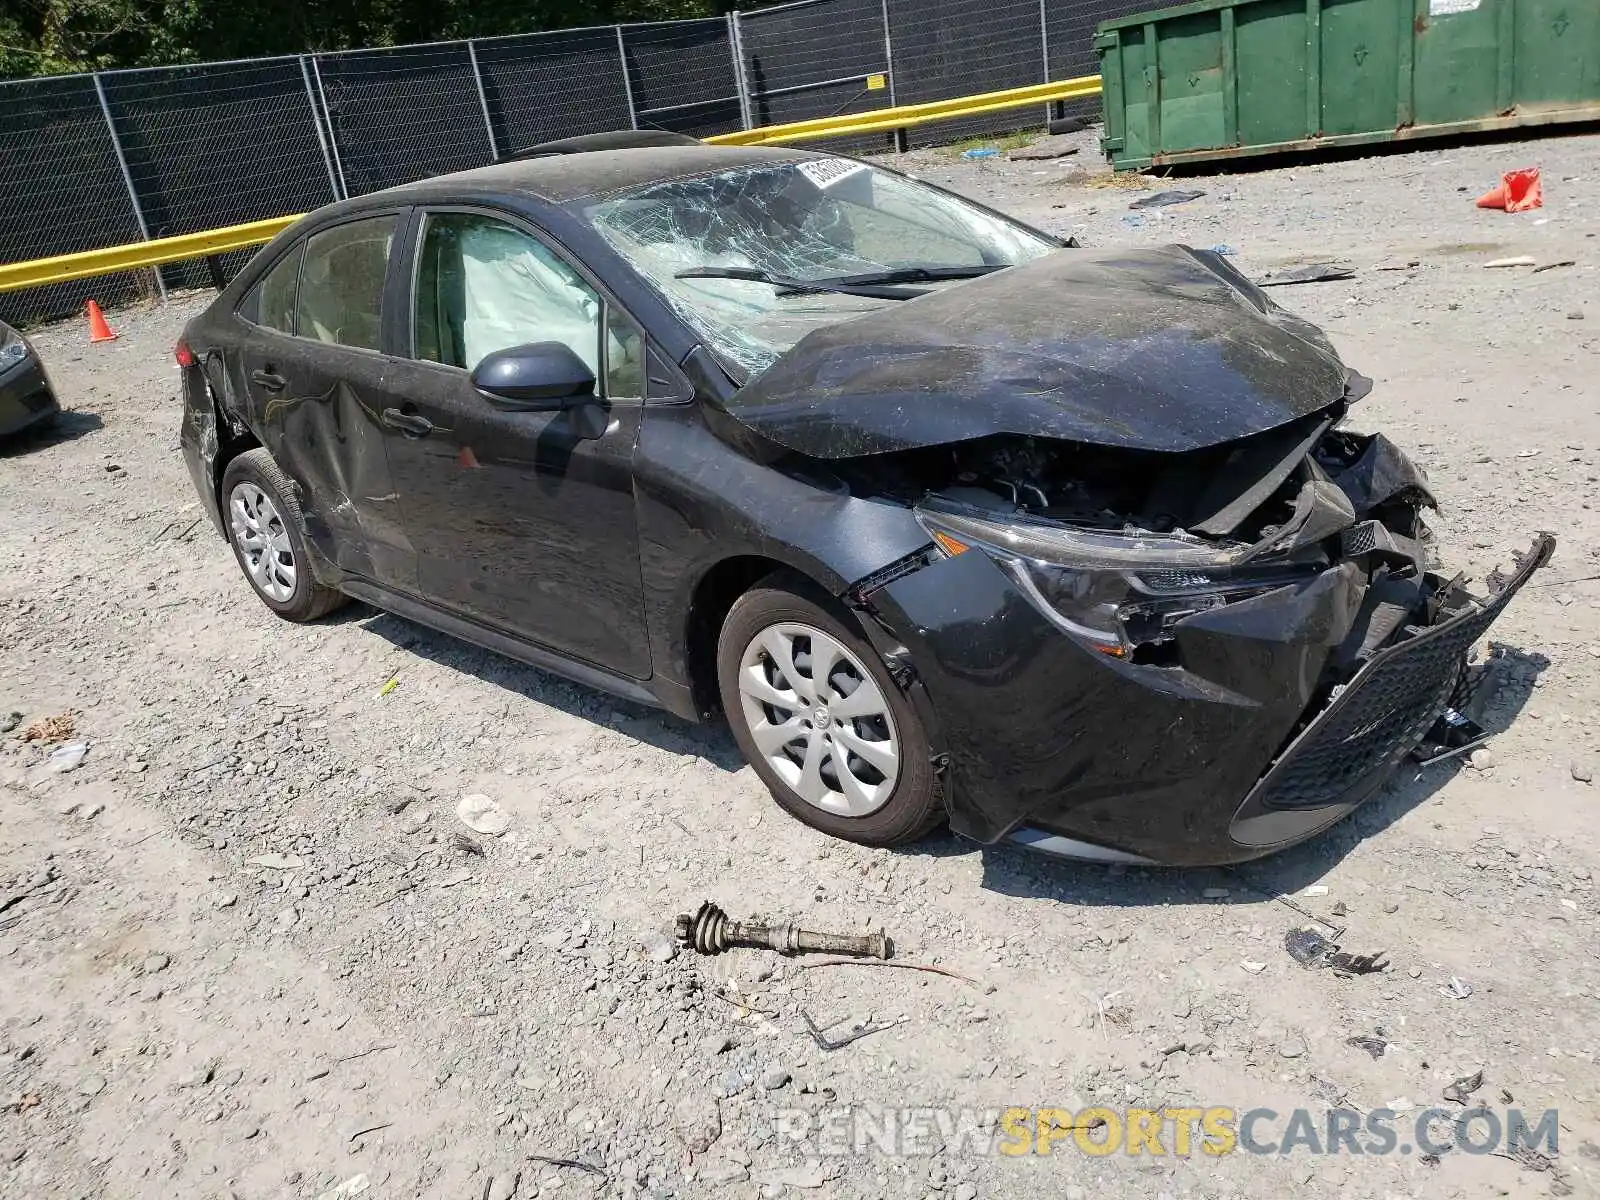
[233,210,417,591]
[377,207,652,679]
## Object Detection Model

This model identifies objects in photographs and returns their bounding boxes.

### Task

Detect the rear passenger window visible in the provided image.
[295,216,396,352]
[246,245,302,334]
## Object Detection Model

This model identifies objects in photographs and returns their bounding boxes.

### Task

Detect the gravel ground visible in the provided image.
[3,127,1599,1200]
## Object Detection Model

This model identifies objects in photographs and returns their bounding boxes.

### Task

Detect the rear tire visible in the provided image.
[220,448,347,623]
[717,573,942,846]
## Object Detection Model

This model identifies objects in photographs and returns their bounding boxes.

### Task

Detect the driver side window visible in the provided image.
[414,212,602,377]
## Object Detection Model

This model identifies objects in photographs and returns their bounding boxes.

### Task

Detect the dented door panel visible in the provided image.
[236,334,417,593]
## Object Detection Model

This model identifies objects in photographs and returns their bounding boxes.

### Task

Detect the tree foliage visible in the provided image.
[0,0,739,79]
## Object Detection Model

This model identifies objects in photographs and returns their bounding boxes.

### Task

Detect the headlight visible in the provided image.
[0,337,27,369]
[916,497,1314,659]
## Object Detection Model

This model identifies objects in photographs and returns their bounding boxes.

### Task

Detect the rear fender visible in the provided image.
[178,356,235,537]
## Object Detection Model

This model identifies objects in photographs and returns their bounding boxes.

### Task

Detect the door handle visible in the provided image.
[381,407,434,437]
[251,369,286,392]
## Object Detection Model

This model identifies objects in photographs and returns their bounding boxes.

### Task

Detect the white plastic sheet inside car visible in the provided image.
[455,219,601,373]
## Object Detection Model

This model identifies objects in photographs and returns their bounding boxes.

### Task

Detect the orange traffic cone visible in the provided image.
[1475,166,1542,213]
[85,299,118,343]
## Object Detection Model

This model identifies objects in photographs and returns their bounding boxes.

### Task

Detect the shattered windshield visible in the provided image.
[582,158,1057,380]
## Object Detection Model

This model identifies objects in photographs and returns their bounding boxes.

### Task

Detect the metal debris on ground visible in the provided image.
[1483,255,1538,269]
[1412,706,1489,765]
[21,711,75,743]
[337,1043,396,1065]
[794,958,983,988]
[801,1008,901,1052]
[1258,263,1357,286]
[1224,870,1345,936]
[1443,1068,1485,1104]
[1284,927,1388,975]
[1130,189,1206,209]
[675,900,890,959]
[1440,975,1474,1000]
[1495,1145,1557,1173]
[1346,1034,1388,1059]
[527,1153,607,1178]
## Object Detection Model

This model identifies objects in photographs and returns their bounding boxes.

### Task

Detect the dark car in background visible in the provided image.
[177,134,1550,867]
[0,319,60,438]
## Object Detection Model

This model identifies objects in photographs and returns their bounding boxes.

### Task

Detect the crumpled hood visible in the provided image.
[720,244,1351,458]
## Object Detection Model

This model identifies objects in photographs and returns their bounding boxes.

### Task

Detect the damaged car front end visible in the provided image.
[848,427,1551,866]
[689,237,1552,866]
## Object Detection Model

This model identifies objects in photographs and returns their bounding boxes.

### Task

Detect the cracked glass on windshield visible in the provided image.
[582,158,1056,379]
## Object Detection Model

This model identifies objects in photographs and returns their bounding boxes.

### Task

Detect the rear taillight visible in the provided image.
[174,339,196,369]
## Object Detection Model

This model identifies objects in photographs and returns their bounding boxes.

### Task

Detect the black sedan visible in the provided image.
[0,318,60,438]
[177,132,1550,866]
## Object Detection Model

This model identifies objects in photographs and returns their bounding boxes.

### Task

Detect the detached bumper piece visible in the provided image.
[1228,534,1554,849]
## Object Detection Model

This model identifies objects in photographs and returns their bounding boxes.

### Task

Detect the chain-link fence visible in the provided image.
[1,0,1133,324]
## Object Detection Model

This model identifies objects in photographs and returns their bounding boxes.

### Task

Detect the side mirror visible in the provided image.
[471,342,596,411]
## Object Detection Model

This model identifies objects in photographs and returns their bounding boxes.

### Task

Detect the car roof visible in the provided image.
[360,143,824,209]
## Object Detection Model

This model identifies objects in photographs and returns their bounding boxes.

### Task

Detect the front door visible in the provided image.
[380,209,652,680]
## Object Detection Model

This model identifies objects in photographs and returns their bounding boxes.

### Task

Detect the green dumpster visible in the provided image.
[1095,0,1600,170]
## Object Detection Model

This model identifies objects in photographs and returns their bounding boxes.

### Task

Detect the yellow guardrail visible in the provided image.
[0,73,1104,294]
[707,74,1103,146]
[0,215,300,294]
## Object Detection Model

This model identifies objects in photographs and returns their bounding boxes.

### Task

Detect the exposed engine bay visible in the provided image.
[830,401,1475,695]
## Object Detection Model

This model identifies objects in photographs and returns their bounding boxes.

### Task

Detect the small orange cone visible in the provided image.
[1476,166,1542,213]
[85,299,118,343]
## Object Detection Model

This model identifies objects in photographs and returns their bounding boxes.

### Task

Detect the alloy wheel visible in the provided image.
[737,622,900,817]
[228,481,297,603]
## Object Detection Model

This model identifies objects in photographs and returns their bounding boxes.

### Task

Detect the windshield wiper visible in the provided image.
[674,266,930,300]
[812,264,1007,287]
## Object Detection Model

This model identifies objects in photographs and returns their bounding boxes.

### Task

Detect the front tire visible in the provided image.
[220,449,346,622]
[717,574,942,846]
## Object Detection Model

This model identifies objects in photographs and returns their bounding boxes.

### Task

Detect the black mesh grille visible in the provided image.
[1247,539,1553,812]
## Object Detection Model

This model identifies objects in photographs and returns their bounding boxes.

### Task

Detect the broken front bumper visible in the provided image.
[860,534,1553,867]
[1228,533,1554,850]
